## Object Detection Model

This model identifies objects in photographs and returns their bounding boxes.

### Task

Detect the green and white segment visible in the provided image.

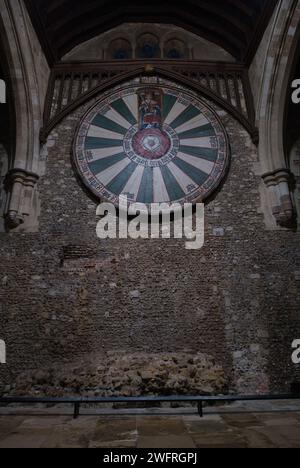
[78,86,226,205]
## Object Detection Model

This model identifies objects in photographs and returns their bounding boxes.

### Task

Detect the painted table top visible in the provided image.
[74,79,229,206]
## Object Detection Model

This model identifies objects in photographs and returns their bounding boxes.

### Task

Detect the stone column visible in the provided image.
[0,0,50,232]
[250,0,300,228]
[290,138,300,223]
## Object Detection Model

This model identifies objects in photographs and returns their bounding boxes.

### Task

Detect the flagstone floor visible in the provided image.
[0,401,300,448]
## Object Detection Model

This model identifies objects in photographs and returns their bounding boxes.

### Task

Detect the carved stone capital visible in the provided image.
[262,168,294,227]
[5,168,39,229]
[262,168,291,183]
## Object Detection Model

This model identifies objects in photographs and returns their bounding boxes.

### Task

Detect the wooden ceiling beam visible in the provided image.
[23,0,278,66]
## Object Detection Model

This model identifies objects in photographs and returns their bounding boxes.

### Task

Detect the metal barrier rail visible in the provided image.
[0,394,300,420]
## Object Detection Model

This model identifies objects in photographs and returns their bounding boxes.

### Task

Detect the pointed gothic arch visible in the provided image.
[41,64,257,143]
[0,0,49,230]
[257,0,300,227]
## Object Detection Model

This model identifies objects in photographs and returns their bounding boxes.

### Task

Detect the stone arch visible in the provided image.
[289,138,300,222]
[256,0,300,227]
[0,29,14,231]
[286,31,300,225]
[0,0,49,230]
[42,66,257,143]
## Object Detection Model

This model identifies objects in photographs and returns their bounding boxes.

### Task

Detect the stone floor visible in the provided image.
[0,401,300,448]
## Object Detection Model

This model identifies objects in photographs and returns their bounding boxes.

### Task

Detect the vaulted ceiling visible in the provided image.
[24,0,278,65]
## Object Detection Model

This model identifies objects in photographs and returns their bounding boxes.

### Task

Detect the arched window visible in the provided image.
[136,33,160,59]
[107,38,132,60]
[164,39,188,60]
